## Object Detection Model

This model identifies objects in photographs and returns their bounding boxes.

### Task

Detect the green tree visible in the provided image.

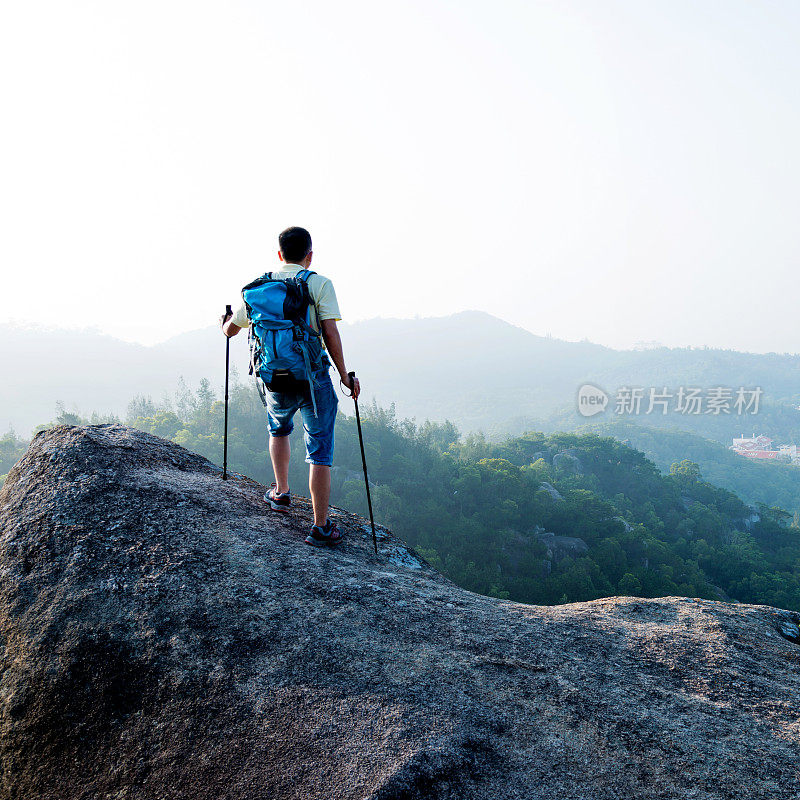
[618,573,642,596]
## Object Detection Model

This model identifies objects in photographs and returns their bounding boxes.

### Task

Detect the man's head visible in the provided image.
[278,226,313,266]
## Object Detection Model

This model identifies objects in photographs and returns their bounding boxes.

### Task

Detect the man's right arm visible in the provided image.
[221,318,241,337]
[221,303,248,337]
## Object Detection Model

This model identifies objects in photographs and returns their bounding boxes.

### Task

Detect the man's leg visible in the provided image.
[309,465,331,527]
[269,434,291,494]
[265,387,301,496]
[300,369,339,530]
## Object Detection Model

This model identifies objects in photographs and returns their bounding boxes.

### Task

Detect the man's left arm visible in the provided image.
[313,276,360,398]
[321,319,360,400]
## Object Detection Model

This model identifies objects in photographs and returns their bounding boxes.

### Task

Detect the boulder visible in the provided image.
[552,452,583,474]
[538,481,563,502]
[2,425,800,799]
[534,530,590,561]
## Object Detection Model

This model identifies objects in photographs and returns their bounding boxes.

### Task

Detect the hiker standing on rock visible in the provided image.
[221,226,360,547]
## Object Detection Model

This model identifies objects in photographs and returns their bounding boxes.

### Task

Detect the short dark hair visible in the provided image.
[279,226,312,263]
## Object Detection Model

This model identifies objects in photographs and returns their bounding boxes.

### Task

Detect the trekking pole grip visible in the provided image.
[348,370,356,396]
[224,304,232,320]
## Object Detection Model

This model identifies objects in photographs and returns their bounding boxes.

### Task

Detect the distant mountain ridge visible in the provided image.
[2,311,800,441]
[0,323,250,436]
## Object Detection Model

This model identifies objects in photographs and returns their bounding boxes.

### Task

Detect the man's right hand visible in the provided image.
[221,316,242,338]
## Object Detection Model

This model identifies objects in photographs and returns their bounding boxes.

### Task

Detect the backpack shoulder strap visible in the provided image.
[294,270,323,331]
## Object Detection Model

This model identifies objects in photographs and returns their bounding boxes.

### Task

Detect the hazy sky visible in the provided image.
[1,0,798,352]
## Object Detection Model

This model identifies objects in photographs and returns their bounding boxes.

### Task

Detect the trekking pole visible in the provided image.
[349,371,378,554]
[222,304,232,480]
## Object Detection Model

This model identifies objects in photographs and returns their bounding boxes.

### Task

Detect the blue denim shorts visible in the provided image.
[264,367,338,466]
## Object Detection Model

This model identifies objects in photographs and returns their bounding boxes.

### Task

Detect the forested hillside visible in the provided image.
[583,420,800,516]
[7,377,800,612]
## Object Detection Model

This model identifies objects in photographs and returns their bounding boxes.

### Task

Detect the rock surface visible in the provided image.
[2,425,800,799]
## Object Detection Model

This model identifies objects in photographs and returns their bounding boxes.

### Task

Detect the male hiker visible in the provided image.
[221,226,360,547]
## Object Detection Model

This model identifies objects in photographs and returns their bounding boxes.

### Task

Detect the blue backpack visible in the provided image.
[242,268,330,416]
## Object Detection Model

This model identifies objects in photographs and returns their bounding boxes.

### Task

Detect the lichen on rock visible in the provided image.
[1,424,800,799]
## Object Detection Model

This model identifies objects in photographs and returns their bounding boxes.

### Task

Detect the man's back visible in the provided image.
[231,263,340,336]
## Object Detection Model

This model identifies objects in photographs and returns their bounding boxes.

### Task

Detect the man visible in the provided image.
[221,226,360,547]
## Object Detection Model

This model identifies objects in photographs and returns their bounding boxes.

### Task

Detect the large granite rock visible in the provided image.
[534,530,590,562]
[1,424,800,799]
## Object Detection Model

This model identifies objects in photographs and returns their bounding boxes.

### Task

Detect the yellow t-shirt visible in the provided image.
[231,264,341,336]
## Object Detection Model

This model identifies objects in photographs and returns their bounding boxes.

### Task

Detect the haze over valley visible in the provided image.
[5,311,800,441]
